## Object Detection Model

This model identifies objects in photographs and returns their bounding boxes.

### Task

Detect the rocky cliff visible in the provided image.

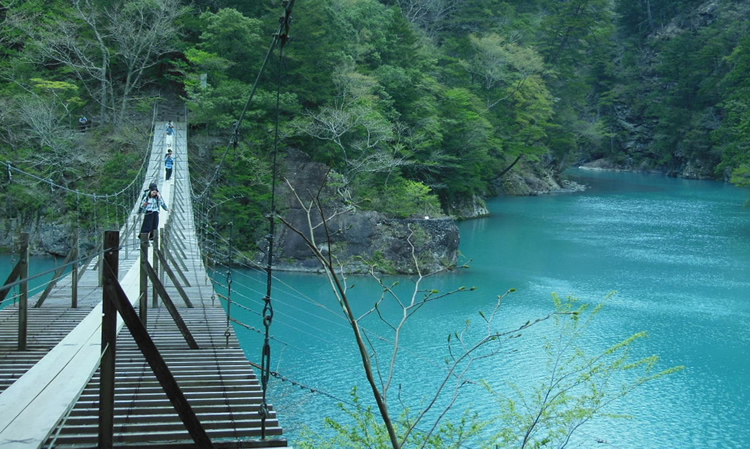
[261,150,460,275]
[0,218,86,258]
[581,0,746,181]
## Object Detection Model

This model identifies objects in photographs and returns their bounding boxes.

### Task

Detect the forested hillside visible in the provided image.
[0,0,748,254]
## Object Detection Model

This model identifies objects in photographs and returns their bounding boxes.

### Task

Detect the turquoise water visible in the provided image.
[222,169,750,448]
[0,255,65,310]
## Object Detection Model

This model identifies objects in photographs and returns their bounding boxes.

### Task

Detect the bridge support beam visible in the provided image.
[154,247,194,307]
[140,233,149,325]
[102,255,215,449]
[142,260,199,349]
[17,233,29,351]
[34,243,77,308]
[99,230,119,449]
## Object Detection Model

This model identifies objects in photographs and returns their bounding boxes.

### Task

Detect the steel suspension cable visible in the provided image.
[259,0,295,439]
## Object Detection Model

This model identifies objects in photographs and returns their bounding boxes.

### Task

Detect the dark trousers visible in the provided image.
[165,168,173,180]
[140,211,159,238]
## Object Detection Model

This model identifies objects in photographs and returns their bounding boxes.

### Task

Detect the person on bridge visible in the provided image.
[164,149,174,181]
[78,116,88,133]
[139,183,168,240]
[165,121,175,148]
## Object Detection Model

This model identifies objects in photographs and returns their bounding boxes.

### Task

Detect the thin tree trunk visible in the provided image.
[645,0,655,32]
[100,55,108,123]
[498,154,524,177]
[329,265,401,449]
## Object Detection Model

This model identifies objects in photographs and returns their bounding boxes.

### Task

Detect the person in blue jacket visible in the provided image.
[164,149,174,181]
[78,116,88,132]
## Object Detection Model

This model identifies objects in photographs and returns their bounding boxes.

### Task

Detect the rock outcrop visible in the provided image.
[493,160,587,198]
[0,219,88,257]
[261,150,460,274]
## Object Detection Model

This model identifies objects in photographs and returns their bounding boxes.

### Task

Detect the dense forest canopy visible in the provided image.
[0,0,748,250]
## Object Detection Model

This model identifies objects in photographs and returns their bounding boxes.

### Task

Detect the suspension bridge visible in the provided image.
[0,120,290,449]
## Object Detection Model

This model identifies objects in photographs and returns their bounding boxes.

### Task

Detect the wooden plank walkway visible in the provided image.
[0,122,289,449]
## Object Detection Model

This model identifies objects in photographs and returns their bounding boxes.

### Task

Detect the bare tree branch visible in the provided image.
[279,174,560,449]
[397,0,458,38]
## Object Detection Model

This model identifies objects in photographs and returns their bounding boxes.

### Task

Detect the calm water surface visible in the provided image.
[223,169,750,448]
[0,255,65,310]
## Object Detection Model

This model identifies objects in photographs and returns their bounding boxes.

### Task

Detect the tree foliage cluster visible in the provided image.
[0,0,179,235]
[1,0,748,245]
[605,0,750,181]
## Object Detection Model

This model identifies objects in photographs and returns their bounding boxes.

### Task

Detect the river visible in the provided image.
[0,255,65,311]
[222,168,750,448]
[2,169,748,448]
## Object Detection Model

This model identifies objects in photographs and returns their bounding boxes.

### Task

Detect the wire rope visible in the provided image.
[207,257,455,377]
[211,262,350,337]
[0,248,110,297]
[4,144,149,202]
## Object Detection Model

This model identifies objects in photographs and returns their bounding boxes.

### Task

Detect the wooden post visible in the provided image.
[98,233,103,288]
[98,231,119,449]
[139,233,149,325]
[152,231,159,308]
[17,233,29,351]
[102,274,215,449]
[71,233,79,308]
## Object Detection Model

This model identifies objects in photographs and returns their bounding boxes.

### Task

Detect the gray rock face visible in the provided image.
[0,220,88,257]
[264,150,460,274]
[449,194,490,220]
[36,223,74,256]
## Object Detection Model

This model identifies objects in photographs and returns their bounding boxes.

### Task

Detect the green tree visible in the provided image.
[211,143,273,250]
[536,0,614,67]
[714,33,750,187]
[196,8,267,84]
[3,0,188,125]
[284,0,351,107]
[294,64,444,218]
[465,33,556,169]
[434,87,495,207]
[299,389,485,449]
